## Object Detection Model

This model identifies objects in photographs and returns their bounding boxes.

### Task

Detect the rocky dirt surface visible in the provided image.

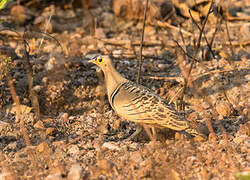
[0,0,249,179]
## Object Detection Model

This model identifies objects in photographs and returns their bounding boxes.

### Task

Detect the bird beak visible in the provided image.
[88,59,95,64]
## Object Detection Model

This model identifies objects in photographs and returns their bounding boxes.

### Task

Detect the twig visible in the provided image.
[96,38,162,47]
[38,10,52,52]
[154,21,193,37]
[222,39,250,46]
[64,131,90,147]
[23,30,64,52]
[188,8,215,59]
[180,0,213,93]
[227,16,250,21]
[190,0,213,67]
[6,72,31,146]
[23,38,40,120]
[225,19,235,57]
[178,25,187,62]
[178,1,217,139]
[0,31,31,146]
[172,39,200,62]
[143,76,184,83]
[96,38,250,48]
[209,13,221,53]
[144,67,250,83]
[192,67,250,82]
[137,0,149,84]
[169,86,184,105]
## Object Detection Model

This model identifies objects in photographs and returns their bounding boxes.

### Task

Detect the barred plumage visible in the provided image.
[89,55,205,138]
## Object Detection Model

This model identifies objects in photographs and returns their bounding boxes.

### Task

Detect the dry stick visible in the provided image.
[154,21,193,37]
[189,1,214,75]
[24,30,64,52]
[171,27,188,108]
[179,2,213,104]
[188,9,215,59]
[0,30,32,146]
[3,29,41,120]
[136,0,149,84]
[213,6,238,173]
[23,39,40,120]
[225,19,235,57]
[180,1,214,96]
[143,76,184,82]
[38,11,52,51]
[9,34,39,177]
[64,131,90,147]
[6,72,31,146]
[169,86,184,105]
[182,1,217,138]
[136,0,157,141]
[1,31,38,179]
[172,39,199,62]
[96,38,162,47]
[178,25,188,62]
[209,13,222,52]
[192,67,250,82]
[191,3,237,172]
[186,2,213,83]
[144,67,250,85]
[169,26,187,110]
[227,16,250,21]
[96,38,250,49]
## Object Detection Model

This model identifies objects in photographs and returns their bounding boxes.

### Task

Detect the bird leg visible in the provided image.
[127,124,157,142]
[151,127,157,140]
[127,125,143,141]
[143,124,156,142]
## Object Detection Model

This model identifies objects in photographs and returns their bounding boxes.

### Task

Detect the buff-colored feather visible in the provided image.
[89,55,205,138]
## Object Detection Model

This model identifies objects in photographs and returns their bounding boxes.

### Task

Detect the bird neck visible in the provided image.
[103,66,127,99]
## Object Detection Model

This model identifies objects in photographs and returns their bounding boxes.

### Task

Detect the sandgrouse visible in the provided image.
[89,55,205,138]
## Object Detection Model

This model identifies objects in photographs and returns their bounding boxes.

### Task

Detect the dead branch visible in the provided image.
[144,67,250,84]
[23,38,40,120]
[178,1,217,139]
[153,20,193,37]
[227,16,250,21]
[143,76,184,83]
[137,0,149,84]
[225,20,235,57]
[6,69,31,146]
[188,9,215,59]
[96,38,250,48]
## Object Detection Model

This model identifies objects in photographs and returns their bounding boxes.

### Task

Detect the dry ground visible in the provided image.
[0,0,249,179]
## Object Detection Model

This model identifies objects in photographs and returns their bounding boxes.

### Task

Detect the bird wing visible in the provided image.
[111,81,190,131]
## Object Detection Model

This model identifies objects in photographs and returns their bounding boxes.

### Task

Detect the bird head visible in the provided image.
[88,55,113,70]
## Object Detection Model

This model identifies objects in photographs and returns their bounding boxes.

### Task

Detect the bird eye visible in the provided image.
[98,58,103,63]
